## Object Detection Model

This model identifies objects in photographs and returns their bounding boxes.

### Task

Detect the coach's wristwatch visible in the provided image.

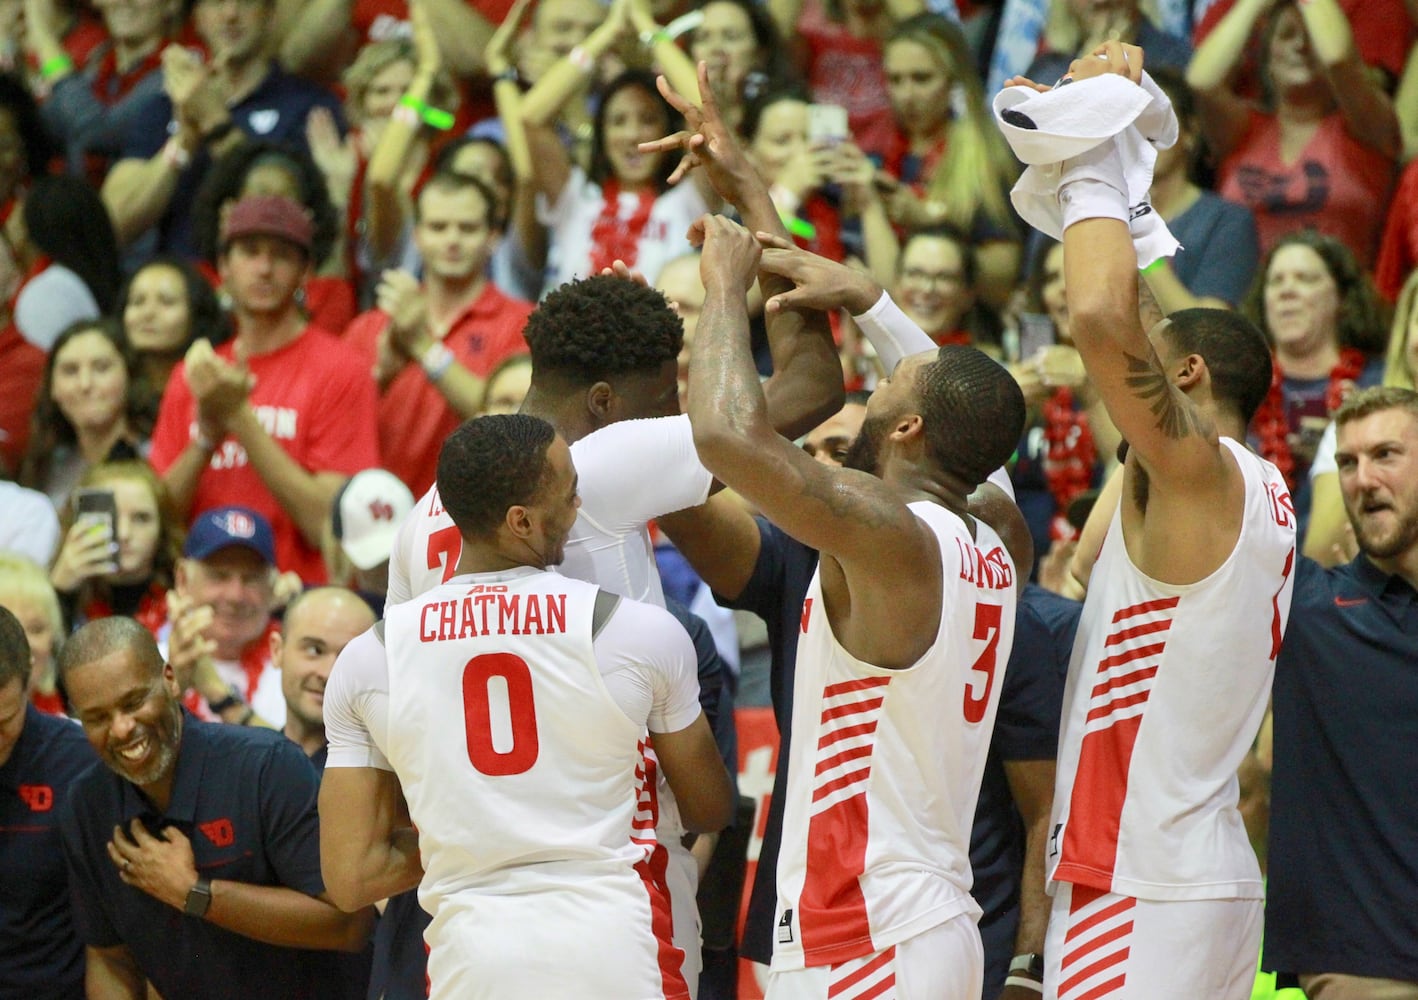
[184,877,214,918]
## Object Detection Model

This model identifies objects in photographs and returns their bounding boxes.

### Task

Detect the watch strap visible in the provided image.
[184,876,213,917]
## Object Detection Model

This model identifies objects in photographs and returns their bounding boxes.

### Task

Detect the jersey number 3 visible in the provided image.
[963,602,1002,724]
[462,653,540,775]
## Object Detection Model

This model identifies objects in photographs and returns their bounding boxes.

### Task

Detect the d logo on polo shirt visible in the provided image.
[222,511,257,539]
[199,818,236,848]
[19,784,53,812]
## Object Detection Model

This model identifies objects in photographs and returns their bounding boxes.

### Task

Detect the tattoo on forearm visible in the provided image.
[1136,274,1165,329]
[1122,351,1201,439]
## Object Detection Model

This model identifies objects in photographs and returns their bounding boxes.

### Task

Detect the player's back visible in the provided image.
[1050,438,1297,901]
[773,501,1019,969]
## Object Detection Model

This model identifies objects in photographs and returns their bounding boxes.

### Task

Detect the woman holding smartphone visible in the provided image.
[48,460,182,632]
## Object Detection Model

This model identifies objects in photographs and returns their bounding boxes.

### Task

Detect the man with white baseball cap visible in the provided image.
[331,470,415,613]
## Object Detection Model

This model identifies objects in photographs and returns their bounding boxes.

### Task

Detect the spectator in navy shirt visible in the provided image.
[101,0,344,264]
[57,617,373,1000]
[1266,385,1418,998]
[0,604,95,1000]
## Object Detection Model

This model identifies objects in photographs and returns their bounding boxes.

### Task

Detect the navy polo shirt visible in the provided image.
[974,585,1075,998]
[728,520,1072,980]
[118,63,344,262]
[59,713,334,999]
[1265,555,1418,982]
[0,706,96,1000]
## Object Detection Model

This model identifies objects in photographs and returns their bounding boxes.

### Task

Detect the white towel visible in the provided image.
[993,71,1182,268]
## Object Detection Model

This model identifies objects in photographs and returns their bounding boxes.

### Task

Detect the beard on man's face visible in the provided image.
[843,415,889,474]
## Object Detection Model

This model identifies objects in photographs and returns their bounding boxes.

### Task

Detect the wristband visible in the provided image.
[41,54,74,80]
[780,212,816,241]
[639,27,672,46]
[1139,256,1168,276]
[162,137,192,172]
[420,340,455,382]
[567,45,594,74]
[391,102,421,128]
[493,66,520,84]
[398,94,454,131]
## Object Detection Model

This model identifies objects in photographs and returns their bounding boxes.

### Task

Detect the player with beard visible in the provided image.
[686,211,1026,999]
[56,617,373,999]
[1003,44,1297,999]
[319,415,735,997]
[1264,386,1418,997]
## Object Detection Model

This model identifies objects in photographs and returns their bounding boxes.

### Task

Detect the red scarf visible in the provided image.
[1042,387,1095,542]
[1252,348,1366,488]
[588,179,656,274]
[83,583,168,635]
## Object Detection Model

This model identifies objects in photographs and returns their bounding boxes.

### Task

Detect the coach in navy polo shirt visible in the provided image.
[1266,386,1418,998]
[56,617,373,999]
[0,605,95,1000]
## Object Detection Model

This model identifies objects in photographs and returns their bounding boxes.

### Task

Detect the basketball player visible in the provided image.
[318,415,735,999]
[384,70,842,996]
[1010,45,1297,999]
[683,210,1026,999]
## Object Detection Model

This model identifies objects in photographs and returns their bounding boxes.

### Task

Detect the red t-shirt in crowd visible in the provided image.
[345,281,531,495]
[1218,110,1395,268]
[0,325,44,476]
[149,327,381,582]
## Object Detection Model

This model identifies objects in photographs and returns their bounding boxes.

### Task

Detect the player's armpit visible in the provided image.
[651,712,735,834]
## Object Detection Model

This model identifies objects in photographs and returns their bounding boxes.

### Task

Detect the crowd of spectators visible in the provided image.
[1,0,1416,996]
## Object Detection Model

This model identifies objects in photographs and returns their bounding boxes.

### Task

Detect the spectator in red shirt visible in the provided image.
[148,195,380,583]
[346,170,531,495]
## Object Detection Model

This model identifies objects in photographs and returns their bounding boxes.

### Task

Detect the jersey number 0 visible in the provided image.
[462,653,540,775]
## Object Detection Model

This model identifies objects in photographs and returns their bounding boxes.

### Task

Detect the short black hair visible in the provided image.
[915,345,1025,488]
[0,605,28,690]
[1161,308,1274,423]
[415,169,504,230]
[24,175,122,312]
[0,71,54,180]
[56,617,164,688]
[523,275,683,384]
[437,415,557,539]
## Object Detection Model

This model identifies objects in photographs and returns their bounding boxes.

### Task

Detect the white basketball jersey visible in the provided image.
[1048,438,1296,901]
[772,502,1018,970]
[383,572,667,997]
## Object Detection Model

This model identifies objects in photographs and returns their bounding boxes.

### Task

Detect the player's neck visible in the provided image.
[234,310,304,356]
[881,456,970,520]
[518,390,592,445]
[454,538,540,576]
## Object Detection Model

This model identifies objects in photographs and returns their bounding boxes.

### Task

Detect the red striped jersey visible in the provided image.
[1048,438,1296,900]
[772,502,1019,969]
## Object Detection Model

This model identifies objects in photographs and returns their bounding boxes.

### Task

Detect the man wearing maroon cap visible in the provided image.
[149,195,380,584]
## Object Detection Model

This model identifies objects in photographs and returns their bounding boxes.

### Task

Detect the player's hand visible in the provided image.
[690,214,760,295]
[109,820,200,911]
[1002,75,1052,93]
[185,340,252,430]
[641,62,757,197]
[165,589,217,693]
[756,231,882,315]
[598,259,649,287]
[1068,39,1144,86]
[306,106,356,197]
[484,0,533,73]
[50,517,118,591]
[272,571,304,610]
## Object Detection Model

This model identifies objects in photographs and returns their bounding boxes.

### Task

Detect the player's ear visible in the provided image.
[890,414,923,441]
[586,382,614,422]
[1174,352,1205,390]
[504,503,534,540]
